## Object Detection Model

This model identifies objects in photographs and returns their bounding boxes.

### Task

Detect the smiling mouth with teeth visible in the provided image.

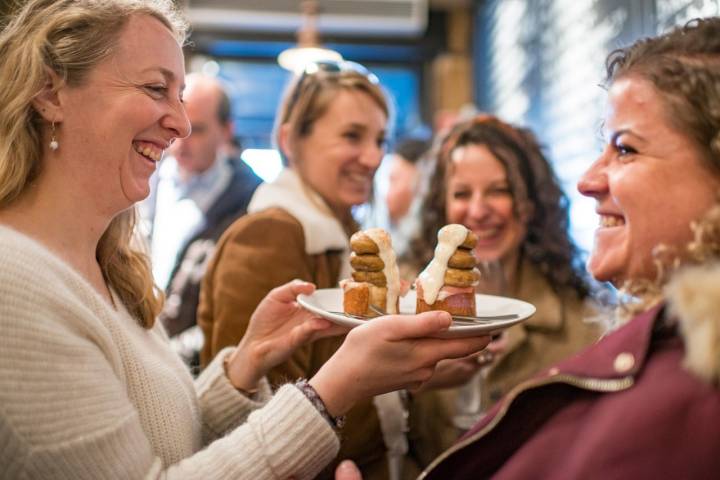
[346,172,371,184]
[600,215,625,227]
[474,227,501,240]
[133,142,162,162]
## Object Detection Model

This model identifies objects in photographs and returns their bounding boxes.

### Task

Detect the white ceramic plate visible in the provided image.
[297,288,535,338]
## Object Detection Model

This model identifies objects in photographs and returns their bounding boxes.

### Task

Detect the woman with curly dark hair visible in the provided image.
[409,115,589,297]
[405,115,601,429]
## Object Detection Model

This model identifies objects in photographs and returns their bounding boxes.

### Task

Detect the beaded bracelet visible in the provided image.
[295,379,346,431]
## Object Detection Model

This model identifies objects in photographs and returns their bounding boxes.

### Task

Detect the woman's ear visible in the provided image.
[31,68,64,123]
[278,123,295,165]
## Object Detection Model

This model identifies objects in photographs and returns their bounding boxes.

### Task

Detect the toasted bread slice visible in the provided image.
[343,281,398,317]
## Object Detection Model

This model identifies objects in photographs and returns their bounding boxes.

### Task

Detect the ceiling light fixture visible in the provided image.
[277,0,343,73]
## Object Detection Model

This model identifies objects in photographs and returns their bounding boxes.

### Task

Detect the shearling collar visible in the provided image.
[247,169,350,256]
[666,262,720,385]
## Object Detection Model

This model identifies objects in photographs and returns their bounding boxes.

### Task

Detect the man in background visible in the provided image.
[386,137,430,225]
[384,137,430,255]
[142,73,262,369]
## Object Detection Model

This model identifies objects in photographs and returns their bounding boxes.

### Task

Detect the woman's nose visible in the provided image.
[163,100,191,140]
[359,142,384,170]
[468,191,492,218]
[577,155,608,198]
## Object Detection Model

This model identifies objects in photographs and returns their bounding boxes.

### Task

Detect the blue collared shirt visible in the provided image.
[148,155,232,289]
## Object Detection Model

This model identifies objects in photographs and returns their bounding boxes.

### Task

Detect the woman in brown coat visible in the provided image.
[198,62,419,479]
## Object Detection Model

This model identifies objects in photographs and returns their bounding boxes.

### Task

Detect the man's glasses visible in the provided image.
[284,60,380,121]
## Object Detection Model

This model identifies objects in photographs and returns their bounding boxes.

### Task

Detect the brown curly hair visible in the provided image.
[407,115,590,298]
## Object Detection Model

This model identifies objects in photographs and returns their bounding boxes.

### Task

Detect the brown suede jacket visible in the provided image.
[198,207,403,479]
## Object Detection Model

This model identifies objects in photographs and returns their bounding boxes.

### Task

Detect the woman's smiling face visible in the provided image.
[292,89,387,216]
[578,75,720,286]
[57,14,190,213]
[445,144,527,264]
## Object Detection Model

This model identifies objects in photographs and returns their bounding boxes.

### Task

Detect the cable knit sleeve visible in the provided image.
[194,346,274,442]
[0,228,339,480]
[165,385,340,479]
[0,334,338,480]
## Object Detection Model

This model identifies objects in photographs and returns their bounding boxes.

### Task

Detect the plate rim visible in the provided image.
[297,288,535,337]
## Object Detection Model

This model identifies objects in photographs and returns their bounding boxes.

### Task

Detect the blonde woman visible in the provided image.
[198,61,429,478]
[0,1,489,478]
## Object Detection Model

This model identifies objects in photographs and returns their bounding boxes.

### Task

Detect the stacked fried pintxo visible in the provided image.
[341,228,401,317]
[415,224,478,316]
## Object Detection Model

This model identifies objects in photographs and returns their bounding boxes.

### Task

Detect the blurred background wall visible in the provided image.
[2,0,717,253]
[473,0,719,253]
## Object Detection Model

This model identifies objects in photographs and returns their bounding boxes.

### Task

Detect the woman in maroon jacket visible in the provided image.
[420,17,720,479]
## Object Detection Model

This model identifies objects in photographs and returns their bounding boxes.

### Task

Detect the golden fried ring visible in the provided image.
[350,252,385,272]
[447,249,476,269]
[352,270,387,287]
[444,268,478,288]
[460,230,478,250]
[350,232,379,254]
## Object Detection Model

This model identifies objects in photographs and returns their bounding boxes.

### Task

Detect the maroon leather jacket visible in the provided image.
[420,304,720,479]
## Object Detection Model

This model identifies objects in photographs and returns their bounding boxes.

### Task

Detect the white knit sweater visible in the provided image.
[0,225,339,479]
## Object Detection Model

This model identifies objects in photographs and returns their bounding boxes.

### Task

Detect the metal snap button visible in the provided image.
[614,352,635,373]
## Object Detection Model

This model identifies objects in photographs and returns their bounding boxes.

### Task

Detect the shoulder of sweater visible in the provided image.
[0,228,74,295]
[218,160,262,204]
[0,228,125,337]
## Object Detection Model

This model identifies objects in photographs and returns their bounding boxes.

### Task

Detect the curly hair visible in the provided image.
[407,115,590,298]
[605,18,720,320]
[0,0,187,328]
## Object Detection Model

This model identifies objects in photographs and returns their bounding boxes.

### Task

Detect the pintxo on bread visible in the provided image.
[416,224,479,316]
[341,228,401,317]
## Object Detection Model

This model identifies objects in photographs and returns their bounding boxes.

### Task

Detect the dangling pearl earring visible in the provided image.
[49,122,59,151]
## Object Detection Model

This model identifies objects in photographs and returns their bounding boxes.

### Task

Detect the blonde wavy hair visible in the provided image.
[0,0,187,328]
[272,63,390,223]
